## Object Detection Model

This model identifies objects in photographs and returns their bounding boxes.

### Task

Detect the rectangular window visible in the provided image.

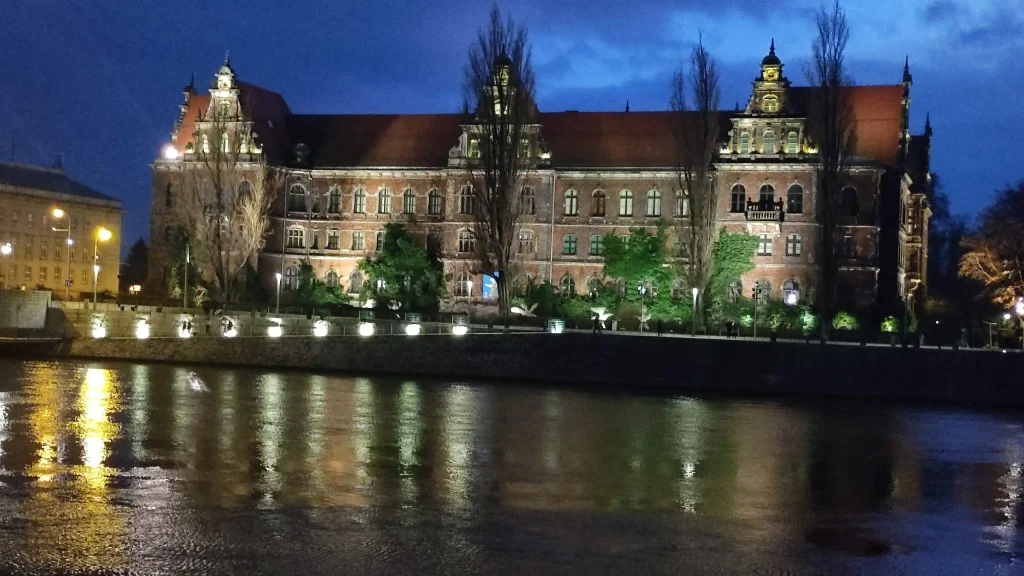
[286,228,305,249]
[353,189,366,213]
[328,190,341,213]
[25,237,33,259]
[39,267,47,282]
[39,240,48,260]
[378,189,391,214]
[589,235,604,256]
[82,270,88,286]
[403,190,416,214]
[327,230,339,250]
[54,247,61,261]
[24,266,31,282]
[351,231,365,251]
[428,191,443,215]
[757,234,773,256]
[375,232,385,252]
[786,234,802,256]
[54,267,61,283]
[562,234,577,255]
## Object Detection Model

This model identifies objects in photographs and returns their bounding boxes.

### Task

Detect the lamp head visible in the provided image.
[52,208,64,219]
[97,228,112,242]
[162,144,180,161]
[275,272,282,281]
[0,243,10,256]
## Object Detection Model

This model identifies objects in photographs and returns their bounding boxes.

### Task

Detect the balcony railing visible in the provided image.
[745,200,785,222]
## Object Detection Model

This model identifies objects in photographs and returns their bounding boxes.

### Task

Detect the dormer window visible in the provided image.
[467,138,480,158]
[219,101,230,118]
[201,134,210,154]
[762,95,779,114]
[762,130,775,154]
[220,133,230,153]
[739,132,751,154]
[786,131,799,154]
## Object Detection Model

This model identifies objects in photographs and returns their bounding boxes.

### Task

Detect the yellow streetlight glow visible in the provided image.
[97,227,112,242]
[52,208,64,219]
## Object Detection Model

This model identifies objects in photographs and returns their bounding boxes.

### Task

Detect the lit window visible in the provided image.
[592,190,606,217]
[349,272,363,293]
[563,234,577,255]
[23,266,31,282]
[739,132,750,154]
[730,184,746,213]
[559,275,576,295]
[646,189,661,217]
[589,235,604,256]
[587,277,602,297]
[762,130,775,153]
[783,280,800,304]
[618,190,633,217]
[518,230,535,254]
[202,134,210,154]
[459,184,474,214]
[467,139,480,158]
[428,188,443,215]
[786,131,799,154]
[787,185,804,214]
[454,271,472,297]
[757,234,773,256]
[520,186,535,216]
[353,187,367,213]
[286,228,305,249]
[786,234,802,256]
[762,95,779,113]
[403,188,416,214]
[351,231,365,251]
[675,191,689,217]
[755,280,771,305]
[564,189,579,216]
[220,132,230,153]
[457,230,474,253]
[378,187,392,214]
[39,267,47,283]
[328,187,341,213]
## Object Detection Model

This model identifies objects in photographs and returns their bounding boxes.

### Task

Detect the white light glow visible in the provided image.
[786,293,798,305]
[66,238,74,246]
[52,208,64,219]
[313,320,329,337]
[1005,313,1013,321]
[223,326,238,338]
[549,324,564,334]
[452,325,468,337]
[93,264,100,275]
[358,323,375,337]
[268,325,283,338]
[91,325,106,339]
[0,243,10,256]
[135,321,149,340]
[162,144,180,160]
[405,323,421,336]
[692,287,699,297]
[178,324,192,338]
[1017,298,1024,316]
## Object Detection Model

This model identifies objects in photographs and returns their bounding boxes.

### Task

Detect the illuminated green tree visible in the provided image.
[359,223,444,312]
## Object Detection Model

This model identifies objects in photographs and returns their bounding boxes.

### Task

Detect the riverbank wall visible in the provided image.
[33,333,1024,406]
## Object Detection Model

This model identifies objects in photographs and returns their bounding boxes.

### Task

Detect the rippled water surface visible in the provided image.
[0,359,1022,574]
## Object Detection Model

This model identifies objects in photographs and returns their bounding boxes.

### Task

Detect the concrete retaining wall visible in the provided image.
[0,290,50,329]
[46,333,1024,406]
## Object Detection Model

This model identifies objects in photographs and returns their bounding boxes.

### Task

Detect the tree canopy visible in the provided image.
[602,225,675,301]
[358,223,444,312]
[959,180,1024,308]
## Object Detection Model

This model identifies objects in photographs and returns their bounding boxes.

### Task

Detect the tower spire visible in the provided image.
[903,55,912,84]
[224,50,230,67]
[924,112,932,137]
[770,38,775,55]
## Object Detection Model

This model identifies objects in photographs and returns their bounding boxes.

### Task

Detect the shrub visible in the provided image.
[832,311,859,331]
[881,315,900,333]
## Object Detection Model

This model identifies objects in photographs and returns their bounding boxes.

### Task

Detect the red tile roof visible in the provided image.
[289,114,463,168]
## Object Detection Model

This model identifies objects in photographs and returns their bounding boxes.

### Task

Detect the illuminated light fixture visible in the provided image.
[547,319,565,334]
[451,313,470,336]
[0,243,10,256]
[1006,313,1014,321]
[785,292,798,306]
[97,228,112,242]
[91,325,107,339]
[66,238,74,246]
[405,323,421,336]
[405,313,421,336]
[135,320,150,340]
[178,322,193,338]
[313,320,329,337]
[268,318,283,338]
[1017,298,1024,316]
[223,325,238,338]
[162,144,180,160]
[52,208,65,219]
[128,284,142,295]
[452,325,468,336]
[358,322,375,337]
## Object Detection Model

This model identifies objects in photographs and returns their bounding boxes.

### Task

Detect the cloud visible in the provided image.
[922,0,960,22]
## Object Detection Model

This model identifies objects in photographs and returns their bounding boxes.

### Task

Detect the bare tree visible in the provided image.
[462,4,537,327]
[671,35,721,329]
[806,0,854,338]
[175,105,277,303]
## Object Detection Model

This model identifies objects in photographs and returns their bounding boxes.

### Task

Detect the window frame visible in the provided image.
[564,189,579,216]
[785,233,802,256]
[428,188,443,215]
[787,184,804,214]
[402,187,416,214]
[592,190,606,217]
[618,189,633,217]
[646,189,661,217]
[378,187,392,214]
[562,233,577,255]
[730,184,746,213]
[589,234,604,256]
[757,233,773,256]
[353,187,367,214]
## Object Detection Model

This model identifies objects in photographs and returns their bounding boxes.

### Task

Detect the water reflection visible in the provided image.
[0,359,1022,574]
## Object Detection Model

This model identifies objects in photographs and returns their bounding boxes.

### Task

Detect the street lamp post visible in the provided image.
[637,281,647,334]
[51,208,72,300]
[92,227,112,306]
[275,272,282,313]
[0,242,10,289]
[1017,297,1024,351]
[183,243,189,309]
[691,287,699,337]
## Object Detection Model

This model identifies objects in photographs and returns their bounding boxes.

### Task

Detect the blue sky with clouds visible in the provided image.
[0,0,1020,245]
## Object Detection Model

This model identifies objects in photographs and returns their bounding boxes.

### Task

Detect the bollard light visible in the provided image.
[405,323,421,336]
[358,322,375,337]
[404,313,421,336]
[178,324,192,338]
[268,318,283,338]
[452,325,468,337]
[313,320,329,337]
[91,325,107,339]
[547,319,565,334]
[135,320,150,340]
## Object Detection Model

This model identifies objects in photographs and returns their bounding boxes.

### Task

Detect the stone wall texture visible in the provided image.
[47,333,1024,406]
[0,289,51,329]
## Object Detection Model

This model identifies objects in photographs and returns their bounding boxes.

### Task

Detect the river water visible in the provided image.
[0,359,1021,575]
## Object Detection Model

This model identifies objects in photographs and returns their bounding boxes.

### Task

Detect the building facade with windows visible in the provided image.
[0,162,122,297]
[149,47,930,311]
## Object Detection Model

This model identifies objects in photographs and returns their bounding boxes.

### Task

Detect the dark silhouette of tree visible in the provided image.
[960,180,1024,308]
[121,238,148,290]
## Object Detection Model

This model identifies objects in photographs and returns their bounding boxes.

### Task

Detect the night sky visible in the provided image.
[1,0,1020,249]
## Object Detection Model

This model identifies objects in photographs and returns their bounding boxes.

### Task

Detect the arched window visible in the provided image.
[288,184,307,212]
[841,186,859,217]
[671,279,687,300]
[353,187,367,213]
[562,233,577,255]
[457,230,475,253]
[762,95,779,113]
[728,281,743,303]
[786,233,802,256]
[587,276,603,297]
[739,132,751,154]
[762,130,775,154]
[755,279,771,305]
[618,189,633,217]
[786,131,799,154]
[220,132,230,153]
[564,189,579,216]
[327,186,341,213]
[559,275,576,295]
[219,101,231,117]
[349,271,363,293]
[759,184,775,206]
[459,184,474,214]
[378,187,392,214]
[592,190,607,217]
[675,190,689,217]
[454,271,473,297]
[646,189,661,217]
[783,279,800,305]
[402,188,416,214]
[787,185,803,214]
[284,266,299,290]
[467,138,480,158]
[324,270,339,287]
[428,188,443,215]
[730,184,746,213]
[520,186,536,215]
[518,230,535,254]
